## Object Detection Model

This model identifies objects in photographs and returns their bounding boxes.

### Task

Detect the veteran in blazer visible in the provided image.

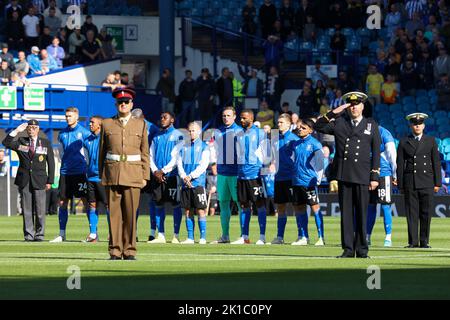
[314,92,381,258]
[396,113,441,249]
[2,120,55,241]
[99,88,150,260]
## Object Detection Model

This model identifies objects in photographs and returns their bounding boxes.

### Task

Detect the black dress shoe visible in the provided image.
[420,244,432,248]
[109,256,122,260]
[24,239,34,242]
[337,252,355,258]
[34,238,44,242]
[404,244,419,248]
[123,256,136,260]
[356,254,370,258]
[148,235,155,242]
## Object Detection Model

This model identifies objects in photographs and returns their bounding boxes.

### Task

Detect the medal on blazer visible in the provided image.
[39,155,44,162]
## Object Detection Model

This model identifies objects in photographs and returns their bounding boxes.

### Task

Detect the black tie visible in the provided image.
[415,136,420,142]
[352,120,358,127]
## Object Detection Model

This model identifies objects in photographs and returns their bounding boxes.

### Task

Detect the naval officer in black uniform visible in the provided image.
[2,120,55,241]
[314,92,381,258]
[396,113,441,248]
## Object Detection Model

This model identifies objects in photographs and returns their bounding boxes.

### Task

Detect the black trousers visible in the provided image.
[338,181,369,256]
[403,187,433,246]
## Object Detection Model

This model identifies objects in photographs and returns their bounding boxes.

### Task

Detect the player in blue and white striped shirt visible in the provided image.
[367,126,397,247]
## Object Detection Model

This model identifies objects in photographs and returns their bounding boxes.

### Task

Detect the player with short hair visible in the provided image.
[290,119,325,246]
[82,115,106,242]
[148,111,184,244]
[270,113,299,244]
[233,109,268,245]
[210,106,243,244]
[177,122,210,244]
[50,107,91,242]
[367,125,397,247]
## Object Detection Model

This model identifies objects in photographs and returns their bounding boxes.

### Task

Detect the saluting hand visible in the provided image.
[434,186,440,193]
[332,103,351,115]
[16,123,28,133]
[369,181,379,191]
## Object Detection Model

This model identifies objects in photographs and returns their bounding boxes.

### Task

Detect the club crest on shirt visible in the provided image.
[77,132,83,139]
[39,155,44,162]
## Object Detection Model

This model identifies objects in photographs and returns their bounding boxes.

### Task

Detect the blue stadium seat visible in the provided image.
[316,41,330,51]
[445,153,450,161]
[402,96,415,105]
[403,103,417,112]
[436,117,450,126]
[416,89,428,97]
[391,111,404,120]
[428,89,437,97]
[390,104,402,113]
[434,110,447,119]
[326,28,335,36]
[342,28,354,37]
[211,0,221,9]
[442,137,450,146]
[416,96,430,105]
[429,95,438,104]
[374,103,388,113]
[368,41,378,53]
[299,41,314,52]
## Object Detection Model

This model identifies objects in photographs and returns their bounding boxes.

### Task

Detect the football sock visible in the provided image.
[173,205,182,235]
[277,215,287,239]
[367,204,377,236]
[58,207,68,233]
[198,216,207,239]
[155,206,165,233]
[88,208,98,235]
[313,209,324,238]
[295,212,309,239]
[186,215,195,240]
[240,208,251,237]
[382,204,393,236]
[219,200,231,237]
[257,206,267,236]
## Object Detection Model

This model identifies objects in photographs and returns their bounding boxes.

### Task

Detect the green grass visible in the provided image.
[0,214,450,299]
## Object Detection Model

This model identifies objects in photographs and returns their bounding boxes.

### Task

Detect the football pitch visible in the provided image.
[0,215,449,300]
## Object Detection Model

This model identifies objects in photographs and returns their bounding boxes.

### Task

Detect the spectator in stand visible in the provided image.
[381,74,398,105]
[314,79,326,106]
[400,59,420,96]
[31,0,46,14]
[436,72,450,110]
[5,0,23,21]
[265,66,284,114]
[337,71,355,94]
[279,0,295,41]
[238,65,264,101]
[47,36,65,69]
[22,6,40,48]
[406,12,425,39]
[15,51,30,75]
[0,61,12,85]
[405,0,427,19]
[44,7,62,37]
[0,149,8,177]
[156,68,176,113]
[330,88,343,109]
[259,0,277,40]
[417,49,435,89]
[434,46,450,82]
[302,15,316,42]
[385,4,402,37]
[178,69,197,126]
[280,102,291,114]
[256,100,274,128]
[6,10,25,51]
[0,43,15,72]
[330,27,346,63]
[10,71,29,87]
[425,14,439,33]
[43,0,62,19]
[101,73,121,91]
[242,0,257,36]
[81,15,99,39]
[113,70,122,85]
[263,34,283,72]
[310,60,329,87]
[319,97,331,116]
[81,30,101,63]
[376,51,388,75]
[195,68,216,124]
[216,67,234,108]
[120,72,134,88]
[68,27,85,64]
[295,0,313,34]
[40,49,58,73]
[39,26,53,50]
[57,28,69,55]
[27,46,44,75]
[296,85,318,119]
[366,64,384,106]
[98,27,116,60]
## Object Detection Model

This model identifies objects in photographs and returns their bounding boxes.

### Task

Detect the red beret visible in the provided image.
[112,88,136,100]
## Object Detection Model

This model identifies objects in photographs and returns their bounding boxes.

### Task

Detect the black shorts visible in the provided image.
[292,186,320,206]
[59,174,87,200]
[87,181,107,204]
[237,178,265,203]
[181,187,208,210]
[369,176,393,205]
[151,175,180,205]
[274,180,293,204]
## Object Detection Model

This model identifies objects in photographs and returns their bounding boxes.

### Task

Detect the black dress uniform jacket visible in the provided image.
[314,110,381,184]
[2,135,55,189]
[397,135,441,190]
